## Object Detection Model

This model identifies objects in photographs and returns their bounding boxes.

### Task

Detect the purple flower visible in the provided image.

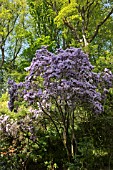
[8,47,113,114]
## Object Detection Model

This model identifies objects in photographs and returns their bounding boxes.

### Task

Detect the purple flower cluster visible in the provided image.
[8,47,113,114]
[0,114,37,141]
[8,79,18,111]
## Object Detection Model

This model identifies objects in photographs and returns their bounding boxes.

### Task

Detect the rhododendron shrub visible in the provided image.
[8,47,113,161]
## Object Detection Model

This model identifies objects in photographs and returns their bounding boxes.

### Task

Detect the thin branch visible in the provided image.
[0,15,19,68]
[5,14,19,43]
[79,1,98,33]
[45,0,58,15]
[63,19,81,42]
[11,38,22,63]
[89,7,113,43]
[53,97,68,133]
[85,0,95,12]
[39,101,62,140]
[0,46,5,68]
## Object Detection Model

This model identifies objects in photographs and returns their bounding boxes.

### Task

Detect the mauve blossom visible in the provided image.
[8,47,113,114]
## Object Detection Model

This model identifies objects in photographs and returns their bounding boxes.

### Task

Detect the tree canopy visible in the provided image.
[0,0,113,169]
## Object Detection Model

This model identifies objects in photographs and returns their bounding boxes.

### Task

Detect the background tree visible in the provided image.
[0,0,28,68]
[0,0,29,95]
[25,0,113,63]
[54,0,113,48]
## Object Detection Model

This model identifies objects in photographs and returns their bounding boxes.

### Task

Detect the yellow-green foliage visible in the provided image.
[0,93,29,119]
[0,100,10,115]
[0,0,27,37]
[0,93,10,115]
[54,1,81,27]
[96,54,113,72]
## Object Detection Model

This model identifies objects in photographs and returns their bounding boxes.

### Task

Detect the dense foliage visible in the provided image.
[0,0,113,169]
[3,47,112,169]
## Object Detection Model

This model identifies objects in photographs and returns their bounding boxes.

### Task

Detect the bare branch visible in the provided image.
[5,14,19,41]
[39,101,62,140]
[45,0,58,15]
[11,38,22,63]
[63,19,81,42]
[86,0,95,12]
[0,46,5,68]
[0,14,19,68]
[89,7,113,43]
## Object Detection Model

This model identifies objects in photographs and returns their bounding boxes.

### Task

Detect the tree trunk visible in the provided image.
[0,46,5,68]
[63,126,71,162]
[71,110,77,159]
